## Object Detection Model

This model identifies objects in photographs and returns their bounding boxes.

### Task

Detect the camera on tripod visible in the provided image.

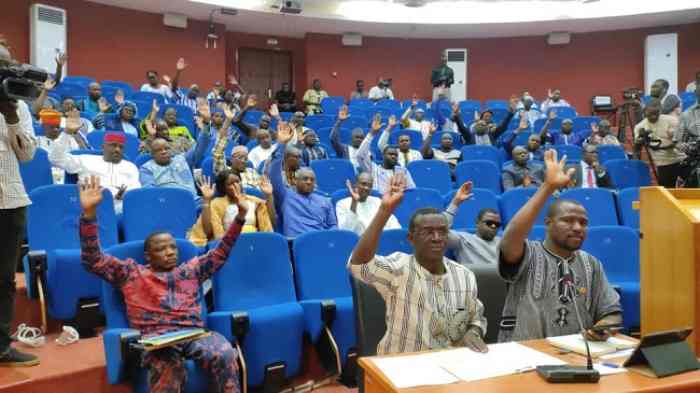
[0,63,48,102]
[636,128,662,150]
[622,87,643,102]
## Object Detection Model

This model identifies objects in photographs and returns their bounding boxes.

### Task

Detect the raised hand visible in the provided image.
[176,57,187,71]
[277,121,294,144]
[196,175,216,202]
[543,149,575,190]
[381,173,406,212]
[78,176,103,220]
[151,99,160,115]
[55,52,67,67]
[268,103,280,119]
[228,74,239,86]
[231,182,248,220]
[590,122,599,135]
[98,97,111,113]
[260,175,273,197]
[64,109,82,134]
[246,95,257,109]
[451,181,473,205]
[428,121,438,136]
[508,95,519,112]
[370,113,383,135]
[451,102,460,118]
[346,179,360,201]
[114,89,125,105]
[388,115,398,128]
[145,119,158,137]
[518,115,529,131]
[162,75,172,87]
[337,105,349,121]
[222,104,235,121]
[197,99,211,124]
[43,78,56,91]
[547,88,553,99]
[411,96,418,107]
[548,110,557,121]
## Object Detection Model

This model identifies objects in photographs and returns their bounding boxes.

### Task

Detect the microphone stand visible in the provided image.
[563,261,595,372]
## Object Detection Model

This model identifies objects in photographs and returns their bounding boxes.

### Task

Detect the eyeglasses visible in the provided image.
[482,220,501,229]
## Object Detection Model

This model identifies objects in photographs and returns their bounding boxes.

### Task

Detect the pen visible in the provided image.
[515,366,535,373]
[601,362,620,369]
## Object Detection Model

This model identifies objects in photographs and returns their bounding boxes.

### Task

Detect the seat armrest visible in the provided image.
[102,328,141,385]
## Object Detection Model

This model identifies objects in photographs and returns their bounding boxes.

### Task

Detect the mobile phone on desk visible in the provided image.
[588,323,624,333]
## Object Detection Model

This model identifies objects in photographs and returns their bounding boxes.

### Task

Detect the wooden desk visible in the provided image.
[359,340,700,393]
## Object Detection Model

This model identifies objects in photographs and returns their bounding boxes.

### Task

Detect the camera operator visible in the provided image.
[369,76,394,102]
[0,37,39,367]
[431,52,454,102]
[633,100,686,187]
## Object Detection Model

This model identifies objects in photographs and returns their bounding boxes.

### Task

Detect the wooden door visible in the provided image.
[238,48,292,107]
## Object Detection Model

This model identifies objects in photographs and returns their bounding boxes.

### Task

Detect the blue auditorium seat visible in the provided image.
[499,188,554,225]
[348,98,372,111]
[407,160,452,195]
[375,99,402,112]
[23,185,118,320]
[484,99,508,110]
[547,106,577,119]
[101,80,134,95]
[597,145,627,164]
[572,116,599,134]
[19,148,54,193]
[377,229,412,256]
[534,118,562,133]
[54,82,87,99]
[305,115,336,131]
[293,230,359,375]
[582,226,640,329]
[331,188,382,207]
[134,153,153,168]
[606,159,652,189]
[311,159,356,195]
[160,103,195,120]
[617,187,640,229]
[342,115,369,130]
[87,130,140,161]
[62,76,95,87]
[122,187,197,241]
[681,92,698,110]
[460,145,501,167]
[559,188,619,226]
[393,188,444,227]
[388,129,423,150]
[430,131,463,150]
[458,100,481,115]
[102,239,208,393]
[321,96,345,114]
[553,145,583,161]
[208,232,304,388]
[443,188,499,229]
[455,160,501,194]
[242,109,264,125]
[339,126,366,145]
[128,91,166,105]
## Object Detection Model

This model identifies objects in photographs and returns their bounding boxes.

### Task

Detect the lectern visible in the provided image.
[639,187,700,355]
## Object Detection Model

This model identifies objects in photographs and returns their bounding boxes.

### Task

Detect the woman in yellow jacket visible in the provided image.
[188,169,275,246]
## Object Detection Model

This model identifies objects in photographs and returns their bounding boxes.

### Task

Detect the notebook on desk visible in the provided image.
[546,334,637,358]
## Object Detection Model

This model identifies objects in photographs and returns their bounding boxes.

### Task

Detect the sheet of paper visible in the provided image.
[599,348,635,360]
[594,363,628,376]
[437,342,567,382]
[547,334,637,356]
[372,354,459,388]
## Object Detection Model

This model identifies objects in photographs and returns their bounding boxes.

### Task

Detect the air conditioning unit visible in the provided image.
[280,0,302,14]
[342,33,362,47]
[445,49,468,102]
[30,4,67,73]
[163,13,188,29]
[547,32,571,46]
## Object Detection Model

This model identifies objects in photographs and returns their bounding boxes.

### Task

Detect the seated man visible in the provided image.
[302,79,328,115]
[458,99,516,146]
[401,98,432,138]
[421,127,461,171]
[248,129,276,170]
[502,146,544,192]
[378,116,422,167]
[540,113,582,146]
[78,176,242,393]
[584,120,621,146]
[78,82,111,115]
[498,150,622,342]
[515,97,542,128]
[349,79,367,100]
[540,88,572,114]
[297,129,328,166]
[505,117,545,161]
[59,98,94,135]
[444,183,502,265]
[288,111,310,146]
[330,105,366,168]
[368,77,394,102]
[269,122,337,237]
[565,144,612,189]
[348,174,487,355]
[336,173,401,234]
[93,98,140,137]
[214,145,263,190]
[357,115,416,193]
[49,131,140,214]
[275,82,297,113]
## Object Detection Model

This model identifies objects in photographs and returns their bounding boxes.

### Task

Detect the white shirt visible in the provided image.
[0,100,36,209]
[336,196,401,235]
[540,98,573,114]
[368,86,394,101]
[580,161,597,189]
[48,133,141,213]
[140,84,174,100]
[406,119,433,139]
[248,144,276,169]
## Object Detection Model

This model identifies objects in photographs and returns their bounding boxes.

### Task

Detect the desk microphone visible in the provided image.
[536,260,600,383]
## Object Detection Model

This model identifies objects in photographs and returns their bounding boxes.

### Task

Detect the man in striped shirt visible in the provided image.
[348,174,487,355]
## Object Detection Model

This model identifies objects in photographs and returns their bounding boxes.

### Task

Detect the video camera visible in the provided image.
[636,128,662,150]
[0,63,48,102]
[622,87,643,101]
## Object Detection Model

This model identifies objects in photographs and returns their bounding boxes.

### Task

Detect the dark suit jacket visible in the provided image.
[566,162,613,188]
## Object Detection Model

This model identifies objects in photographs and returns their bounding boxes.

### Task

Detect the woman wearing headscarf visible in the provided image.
[92,99,140,137]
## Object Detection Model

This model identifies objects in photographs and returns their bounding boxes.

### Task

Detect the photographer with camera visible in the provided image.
[633,100,686,188]
[431,53,454,102]
[368,76,394,102]
[0,37,40,367]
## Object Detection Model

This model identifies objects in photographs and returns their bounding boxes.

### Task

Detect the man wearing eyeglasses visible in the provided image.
[444,182,502,265]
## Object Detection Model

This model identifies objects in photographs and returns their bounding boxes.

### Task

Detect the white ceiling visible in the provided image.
[86,0,700,39]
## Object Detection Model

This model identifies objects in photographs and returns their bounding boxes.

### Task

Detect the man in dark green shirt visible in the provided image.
[431,53,454,102]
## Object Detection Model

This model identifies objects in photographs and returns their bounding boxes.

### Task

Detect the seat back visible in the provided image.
[321,96,345,113]
[293,230,359,300]
[553,145,583,161]
[213,232,297,311]
[393,188,444,227]
[581,226,639,283]
[304,115,336,131]
[103,239,201,328]
[122,187,197,241]
[597,145,627,164]
[331,188,381,207]
[377,229,412,256]
[484,99,508,110]
[443,188,499,229]
[617,187,640,229]
[559,188,619,226]
[547,106,577,119]
[101,80,134,95]
[350,276,386,358]
[20,148,54,193]
[460,145,501,167]
[62,76,95,87]
[310,159,356,194]
[389,129,423,150]
[28,185,118,251]
[407,160,452,195]
[128,91,165,105]
[87,130,140,161]
[499,188,553,225]
[606,159,651,189]
[342,115,369,131]
[468,264,507,344]
[455,160,501,194]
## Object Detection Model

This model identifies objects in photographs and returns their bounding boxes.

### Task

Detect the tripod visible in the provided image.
[634,139,660,183]
[609,100,643,144]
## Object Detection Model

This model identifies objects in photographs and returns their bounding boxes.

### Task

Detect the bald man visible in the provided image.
[502,146,544,191]
[214,144,263,190]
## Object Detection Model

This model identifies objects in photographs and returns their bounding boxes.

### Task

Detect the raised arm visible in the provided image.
[351,174,406,265]
[31,78,56,116]
[53,52,66,87]
[421,122,438,158]
[186,103,212,168]
[79,176,134,286]
[169,58,187,93]
[400,100,414,128]
[330,105,349,158]
[357,114,383,173]
[539,110,557,144]
[268,122,294,203]
[443,182,473,247]
[500,150,574,264]
[452,103,475,146]
[492,98,518,141]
